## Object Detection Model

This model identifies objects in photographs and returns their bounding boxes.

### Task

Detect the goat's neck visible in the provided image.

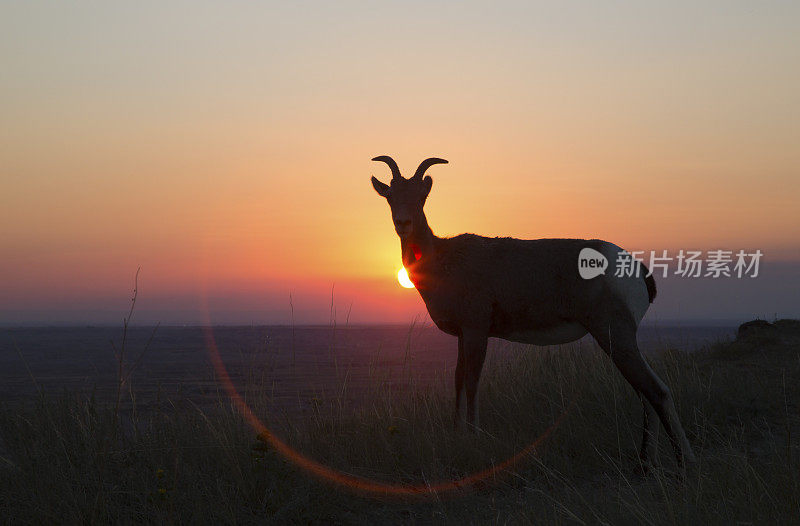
[401,214,436,267]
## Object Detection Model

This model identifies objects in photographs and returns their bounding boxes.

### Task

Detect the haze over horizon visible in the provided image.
[2,2,798,326]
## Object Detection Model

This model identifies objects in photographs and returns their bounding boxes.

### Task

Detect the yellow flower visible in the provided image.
[388,425,399,435]
[158,488,167,495]
[156,468,165,479]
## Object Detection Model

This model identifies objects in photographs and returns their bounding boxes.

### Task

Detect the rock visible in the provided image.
[736,319,777,340]
[773,319,800,334]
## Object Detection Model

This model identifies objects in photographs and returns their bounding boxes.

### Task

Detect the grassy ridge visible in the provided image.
[1,323,798,524]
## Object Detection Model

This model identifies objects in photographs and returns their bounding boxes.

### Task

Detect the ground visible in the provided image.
[1,320,798,524]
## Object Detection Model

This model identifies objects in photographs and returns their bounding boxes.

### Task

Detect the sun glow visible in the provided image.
[397,268,415,289]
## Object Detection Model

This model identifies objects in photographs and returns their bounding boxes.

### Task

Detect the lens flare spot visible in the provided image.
[397,268,415,288]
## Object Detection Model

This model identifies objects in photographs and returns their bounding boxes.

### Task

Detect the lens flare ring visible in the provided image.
[201,290,570,498]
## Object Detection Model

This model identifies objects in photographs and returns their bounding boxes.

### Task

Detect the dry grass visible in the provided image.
[1,321,798,524]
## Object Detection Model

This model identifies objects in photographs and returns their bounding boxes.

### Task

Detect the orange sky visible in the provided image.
[1,3,798,324]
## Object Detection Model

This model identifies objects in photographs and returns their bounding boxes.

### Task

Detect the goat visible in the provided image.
[370,155,696,468]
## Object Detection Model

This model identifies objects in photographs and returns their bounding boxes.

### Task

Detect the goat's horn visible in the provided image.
[412,157,448,180]
[371,156,402,180]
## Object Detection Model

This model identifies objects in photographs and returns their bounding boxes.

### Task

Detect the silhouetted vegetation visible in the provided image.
[1,320,798,524]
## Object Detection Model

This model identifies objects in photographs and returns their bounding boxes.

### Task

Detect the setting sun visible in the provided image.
[397,268,415,289]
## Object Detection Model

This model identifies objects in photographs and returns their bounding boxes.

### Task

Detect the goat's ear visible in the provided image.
[371,176,390,198]
[422,176,433,196]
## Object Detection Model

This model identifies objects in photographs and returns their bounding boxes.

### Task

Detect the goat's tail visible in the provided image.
[639,263,657,303]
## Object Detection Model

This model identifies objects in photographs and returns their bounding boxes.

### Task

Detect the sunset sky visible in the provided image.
[2,2,798,325]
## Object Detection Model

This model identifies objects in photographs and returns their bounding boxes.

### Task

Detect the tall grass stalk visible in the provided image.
[1,318,798,523]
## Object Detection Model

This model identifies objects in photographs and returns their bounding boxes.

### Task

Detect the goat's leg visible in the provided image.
[584,311,696,467]
[619,349,695,467]
[454,335,466,428]
[461,329,488,430]
[639,393,660,470]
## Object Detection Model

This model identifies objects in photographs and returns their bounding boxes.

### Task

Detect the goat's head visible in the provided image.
[370,156,448,239]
